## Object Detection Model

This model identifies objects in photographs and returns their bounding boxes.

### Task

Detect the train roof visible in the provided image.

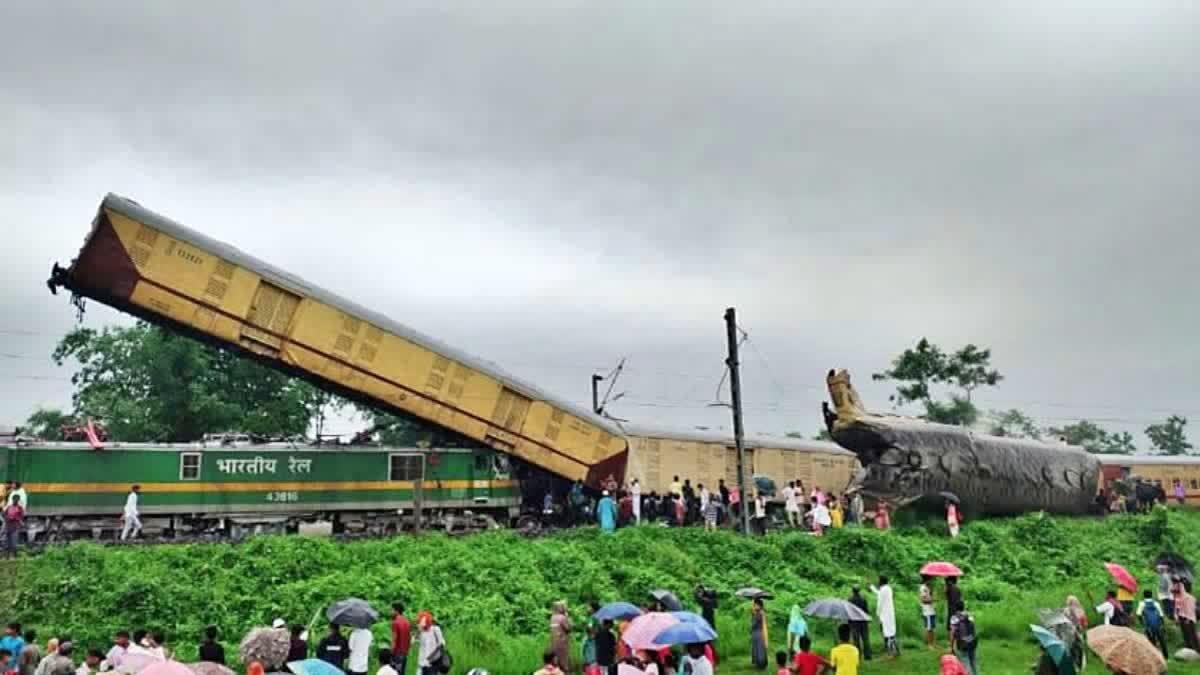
[100,194,624,438]
[617,422,856,457]
[0,440,483,454]
[1092,454,1200,465]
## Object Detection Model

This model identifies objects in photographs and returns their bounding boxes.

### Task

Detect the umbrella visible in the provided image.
[140,664,195,675]
[939,491,960,505]
[326,598,380,629]
[187,664,236,675]
[1030,625,1068,666]
[287,660,345,675]
[1104,563,1138,592]
[1086,625,1166,675]
[1155,553,1194,586]
[1037,609,1079,646]
[735,587,774,600]
[921,561,964,577]
[116,653,162,674]
[803,599,871,622]
[653,621,718,646]
[594,602,643,622]
[649,590,683,612]
[670,611,713,629]
[621,612,680,651]
[239,627,291,669]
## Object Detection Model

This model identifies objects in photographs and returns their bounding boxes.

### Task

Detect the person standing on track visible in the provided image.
[630,479,641,525]
[121,485,142,541]
[4,496,24,556]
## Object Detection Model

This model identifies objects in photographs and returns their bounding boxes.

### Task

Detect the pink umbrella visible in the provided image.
[1105,563,1137,592]
[116,652,164,674]
[621,612,680,651]
[921,561,964,577]
[140,663,195,675]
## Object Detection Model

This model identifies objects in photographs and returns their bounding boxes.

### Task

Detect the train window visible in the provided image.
[389,454,424,481]
[1192,480,1199,490]
[474,454,490,472]
[180,453,201,481]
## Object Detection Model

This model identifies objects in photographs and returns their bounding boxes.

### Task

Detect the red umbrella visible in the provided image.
[921,561,964,577]
[1105,563,1137,591]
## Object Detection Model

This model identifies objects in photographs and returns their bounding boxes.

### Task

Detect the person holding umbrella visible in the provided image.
[749,598,769,670]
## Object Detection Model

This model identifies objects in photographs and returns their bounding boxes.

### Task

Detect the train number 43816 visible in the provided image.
[266,491,300,503]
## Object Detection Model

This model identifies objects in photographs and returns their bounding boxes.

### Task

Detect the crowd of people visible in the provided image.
[552,476,897,536]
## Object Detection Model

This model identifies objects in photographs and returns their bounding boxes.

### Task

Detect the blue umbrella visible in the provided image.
[1030,625,1068,666]
[653,621,718,646]
[593,602,643,621]
[287,660,345,675]
[670,611,713,629]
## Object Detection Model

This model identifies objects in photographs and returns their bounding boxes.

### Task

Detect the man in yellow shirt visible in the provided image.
[829,624,860,675]
[1117,585,1135,615]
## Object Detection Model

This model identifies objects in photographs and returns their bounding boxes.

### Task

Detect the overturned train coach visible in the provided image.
[825,369,1102,515]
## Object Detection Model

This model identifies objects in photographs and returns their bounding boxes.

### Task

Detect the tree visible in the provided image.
[873,339,1003,426]
[1145,415,1193,455]
[872,338,947,407]
[945,345,1003,402]
[988,409,1042,439]
[52,323,338,441]
[1048,420,1136,454]
[21,408,74,440]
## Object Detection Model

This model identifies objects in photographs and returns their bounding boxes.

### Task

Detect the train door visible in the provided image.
[472,451,492,503]
[239,281,301,359]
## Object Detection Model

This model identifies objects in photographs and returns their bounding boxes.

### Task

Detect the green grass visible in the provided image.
[7,507,1199,674]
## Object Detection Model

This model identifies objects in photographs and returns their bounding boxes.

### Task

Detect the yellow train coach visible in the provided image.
[1094,454,1200,504]
[621,424,861,500]
[49,194,628,486]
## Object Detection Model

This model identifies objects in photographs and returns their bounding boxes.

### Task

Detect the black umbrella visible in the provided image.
[1156,553,1194,588]
[803,598,871,622]
[326,598,379,629]
[735,587,774,600]
[649,590,684,612]
[939,492,960,505]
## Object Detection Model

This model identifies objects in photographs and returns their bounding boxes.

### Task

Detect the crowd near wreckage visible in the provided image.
[29,192,1200,544]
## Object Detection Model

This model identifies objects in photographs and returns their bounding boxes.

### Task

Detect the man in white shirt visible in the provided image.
[347,626,373,675]
[10,484,27,513]
[679,643,713,675]
[121,485,141,541]
[630,479,641,524]
[783,482,800,527]
[375,649,397,675]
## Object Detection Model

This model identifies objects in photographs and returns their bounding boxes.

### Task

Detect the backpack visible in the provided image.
[1142,600,1163,630]
[1109,602,1130,627]
[955,613,977,646]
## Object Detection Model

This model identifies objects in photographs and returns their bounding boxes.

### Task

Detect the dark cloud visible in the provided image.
[2,2,1198,443]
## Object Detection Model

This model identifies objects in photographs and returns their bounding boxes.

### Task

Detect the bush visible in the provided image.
[7,509,1199,667]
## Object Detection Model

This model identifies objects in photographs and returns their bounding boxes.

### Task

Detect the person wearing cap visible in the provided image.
[272,620,286,630]
[596,490,616,534]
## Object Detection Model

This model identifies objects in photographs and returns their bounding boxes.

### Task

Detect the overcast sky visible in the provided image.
[1,2,1198,445]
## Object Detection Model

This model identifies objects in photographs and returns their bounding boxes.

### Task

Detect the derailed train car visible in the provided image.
[825,369,1102,515]
[47,194,628,488]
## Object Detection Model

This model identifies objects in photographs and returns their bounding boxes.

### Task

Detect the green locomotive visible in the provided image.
[2,439,521,541]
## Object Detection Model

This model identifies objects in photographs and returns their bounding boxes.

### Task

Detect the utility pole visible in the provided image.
[592,374,604,414]
[725,307,751,535]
